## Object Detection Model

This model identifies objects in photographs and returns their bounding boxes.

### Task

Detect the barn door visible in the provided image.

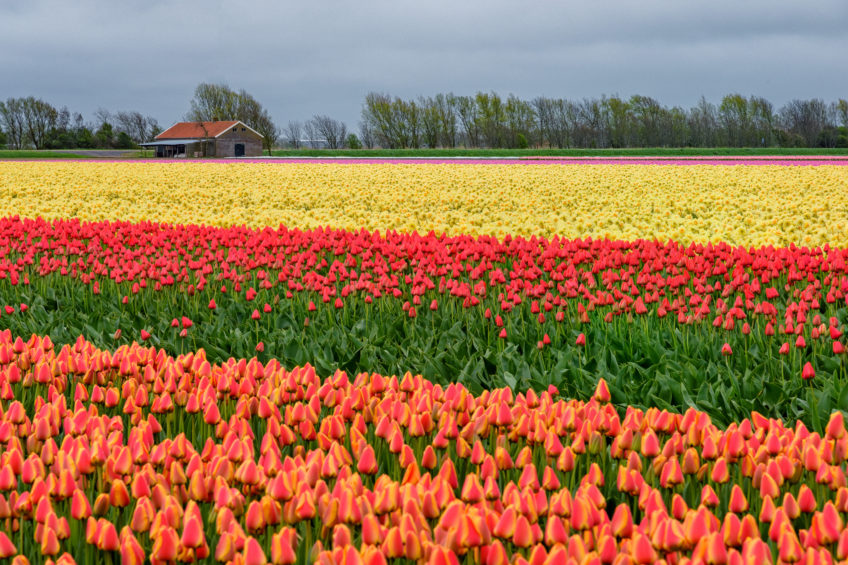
[234,143,245,157]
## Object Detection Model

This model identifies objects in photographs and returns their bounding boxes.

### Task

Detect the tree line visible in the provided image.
[4,88,847,151]
[0,97,160,150]
[355,92,848,149]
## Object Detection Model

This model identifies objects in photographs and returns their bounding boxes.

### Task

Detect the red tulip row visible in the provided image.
[0,331,847,564]
[2,216,847,333]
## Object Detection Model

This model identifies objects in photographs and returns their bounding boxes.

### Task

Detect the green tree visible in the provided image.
[603,96,633,148]
[95,122,114,148]
[115,131,135,149]
[0,98,26,148]
[18,97,58,149]
[718,94,754,146]
[836,99,848,128]
[346,133,362,149]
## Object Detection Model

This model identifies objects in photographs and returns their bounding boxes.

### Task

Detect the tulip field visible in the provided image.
[0,159,847,564]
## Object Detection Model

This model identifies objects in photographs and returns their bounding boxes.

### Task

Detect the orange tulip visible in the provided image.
[484,540,509,565]
[460,474,484,503]
[120,533,145,565]
[215,532,236,562]
[151,526,179,561]
[611,504,633,538]
[357,445,377,475]
[512,515,534,548]
[630,531,656,564]
[181,515,204,548]
[271,530,297,565]
[40,527,60,556]
[381,526,404,559]
[97,521,119,552]
[777,528,803,562]
[245,501,266,534]
[70,489,91,520]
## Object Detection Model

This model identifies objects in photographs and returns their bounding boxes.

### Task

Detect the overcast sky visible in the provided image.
[1,0,846,130]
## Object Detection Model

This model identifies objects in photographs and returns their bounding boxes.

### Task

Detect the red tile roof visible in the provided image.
[156,121,240,140]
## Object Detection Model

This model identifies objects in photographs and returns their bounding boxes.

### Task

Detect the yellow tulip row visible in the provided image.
[1,162,846,247]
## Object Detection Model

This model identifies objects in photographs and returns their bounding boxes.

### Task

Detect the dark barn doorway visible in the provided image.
[234,143,245,157]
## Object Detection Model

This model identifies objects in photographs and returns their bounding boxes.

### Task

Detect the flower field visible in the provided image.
[0,160,847,563]
[1,162,847,246]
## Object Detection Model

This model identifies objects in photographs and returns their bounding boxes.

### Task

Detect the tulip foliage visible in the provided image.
[0,217,846,427]
[1,332,848,564]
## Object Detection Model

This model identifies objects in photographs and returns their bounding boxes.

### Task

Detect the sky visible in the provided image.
[1,0,846,131]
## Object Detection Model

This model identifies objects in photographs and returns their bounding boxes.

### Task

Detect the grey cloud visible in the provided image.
[1,0,845,129]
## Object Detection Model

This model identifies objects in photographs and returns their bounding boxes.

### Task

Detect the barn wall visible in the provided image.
[216,127,264,157]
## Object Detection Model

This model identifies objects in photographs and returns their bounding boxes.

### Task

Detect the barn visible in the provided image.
[141,120,264,158]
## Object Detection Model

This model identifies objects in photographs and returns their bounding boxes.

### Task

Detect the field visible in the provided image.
[4,148,848,161]
[0,158,847,563]
[270,148,848,157]
[2,161,848,246]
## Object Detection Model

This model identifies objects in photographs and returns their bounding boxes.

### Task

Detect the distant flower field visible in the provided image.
[1,161,847,246]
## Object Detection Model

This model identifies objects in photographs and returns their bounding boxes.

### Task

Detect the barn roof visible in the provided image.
[156,120,256,140]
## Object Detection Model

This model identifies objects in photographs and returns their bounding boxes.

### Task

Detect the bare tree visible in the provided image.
[575,98,608,148]
[309,115,348,149]
[358,120,375,149]
[56,106,71,132]
[687,96,718,147]
[533,97,554,148]
[303,120,318,149]
[778,99,829,146]
[253,109,279,155]
[434,93,458,148]
[283,121,303,148]
[114,111,160,144]
[187,83,277,140]
[418,96,440,148]
[93,108,112,130]
[455,95,480,148]
[749,96,774,147]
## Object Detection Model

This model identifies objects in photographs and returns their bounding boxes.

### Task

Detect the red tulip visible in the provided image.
[0,532,15,558]
[802,362,815,380]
